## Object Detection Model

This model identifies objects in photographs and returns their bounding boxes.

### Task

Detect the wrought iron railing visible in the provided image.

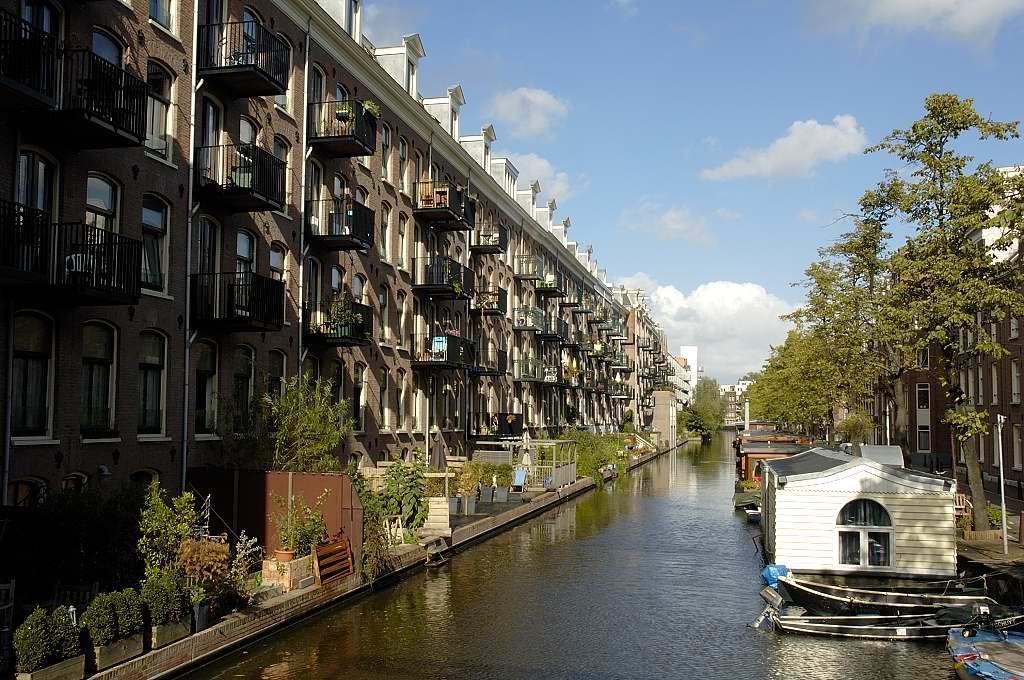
[473,220,508,251]
[303,300,372,344]
[512,307,544,331]
[0,8,58,100]
[0,199,49,278]
[305,197,374,245]
[535,269,565,294]
[473,412,523,437]
[413,180,475,225]
[514,358,544,381]
[190,271,285,328]
[197,21,289,87]
[307,99,376,149]
[472,286,507,315]
[411,333,474,367]
[195,143,286,205]
[53,223,142,299]
[61,49,147,140]
[514,254,544,279]
[474,347,508,374]
[412,256,474,296]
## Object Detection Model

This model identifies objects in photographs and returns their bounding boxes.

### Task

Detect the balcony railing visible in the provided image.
[563,329,586,349]
[512,307,544,332]
[513,358,544,382]
[413,181,475,230]
[197,21,289,96]
[590,308,610,326]
[305,198,374,251]
[534,269,566,297]
[609,320,627,340]
[581,370,596,391]
[302,299,372,347]
[538,316,568,342]
[471,286,507,316]
[595,378,608,394]
[50,223,143,305]
[608,382,630,399]
[307,99,376,157]
[542,364,562,385]
[473,347,508,376]
[472,412,524,438]
[195,143,286,213]
[411,256,474,299]
[191,271,285,332]
[0,200,49,285]
[514,254,544,280]
[0,8,58,107]
[574,293,593,315]
[410,334,474,369]
[609,351,629,369]
[470,220,508,254]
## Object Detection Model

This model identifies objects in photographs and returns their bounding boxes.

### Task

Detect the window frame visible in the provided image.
[141,194,169,292]
[835,500,893,570]
[80,321,118,437]
[11,311,55,439]
[138,330,167,435]
[194,340,219,435]
[145,61,174,159]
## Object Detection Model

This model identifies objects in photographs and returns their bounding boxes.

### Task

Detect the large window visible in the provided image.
[273,136,291,209]
[353,363,365,431]
[142,195,168,291]
[397,369,407,430]
[379,368,389,429]
[146,63,173,157]
[138,331,166,434]
[149,0,171,29]
[232,346,254,433]
[916,383,929,410]
[12,313,52,437]
[398,138,408,193]
[1014,359,1021,404]
[917,425,931,453]
[837,499,892,568]
[85,175,117,230]
[379,203,391,261]
[81,323,116,435]
[195,341,217,434]
[379,286,389,343]
[268,350,286,397]
[397,214,407,269]
[380,124,391,181]
[275,34,291,111]
[396,291,406,348]
[16,148,56,213]
[91,30,121,65]
[992,365,1000,406]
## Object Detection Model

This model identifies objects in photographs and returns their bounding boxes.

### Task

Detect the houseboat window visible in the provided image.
[837,499,892,568]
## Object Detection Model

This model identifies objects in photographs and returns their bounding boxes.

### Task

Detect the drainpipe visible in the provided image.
[2,304,13,506]
[180,0,203,492]
[296,19,312,377]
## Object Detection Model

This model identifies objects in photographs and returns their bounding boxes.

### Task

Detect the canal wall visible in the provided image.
[93,441,683,680]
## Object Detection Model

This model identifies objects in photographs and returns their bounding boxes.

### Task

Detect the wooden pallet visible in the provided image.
[313,534,354,586]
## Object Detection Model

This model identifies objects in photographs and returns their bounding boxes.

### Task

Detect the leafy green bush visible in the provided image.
[270,492,329,557]
[116,588,144,638]
[262,375,352,472]
[738,479,760,491]
[558,428,627,481]
[987,504,1003,529]
[381,455,427,529]
[49,606,80,661]
[496,464,514,488]
[81,593,119,647]
[142,569,189,625]
[348,461,396,581]
[138,481,198,576]
[13,608,52,673]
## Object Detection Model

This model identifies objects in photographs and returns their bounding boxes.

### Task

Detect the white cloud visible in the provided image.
[714,207,742,221]
[812,0,1024,43]
[700,114,868,181]
[498,151,574,203]
[618,197,713,245]
[488,88,568,138]
[615,275,796,382]
[360,2,426,45]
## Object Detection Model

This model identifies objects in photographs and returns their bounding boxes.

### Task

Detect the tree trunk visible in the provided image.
[962,436,990,530]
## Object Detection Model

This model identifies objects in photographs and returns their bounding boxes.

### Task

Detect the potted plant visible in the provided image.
[334,100,352,121]
[176,539,230,632]
[457,463,482,515]
[13,606,84,680]
[141,568,191,649]
[495,464,513,503]
[269,493,329,562]
[362,99,381,119]
[80,589,144,671]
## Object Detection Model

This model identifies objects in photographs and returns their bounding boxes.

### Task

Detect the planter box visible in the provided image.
[479,487,494,503]
[261,554,313,593]
[448,497,460,515]
[462,496,476,515]
[16,655,85,680]
[93,633,143,671]
[150,618,191,649]
[964,528,1003,541]
[494,488,509,503]
[192,601,211,632]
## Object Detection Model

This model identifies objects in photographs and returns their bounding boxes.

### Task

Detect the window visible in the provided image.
[268,350,285,397]
[142,195,168,291]
[330,361,344,405]
[91,30,121,64]
[81,323,116,435]
[22,0,58,35]
[305,257,321,313]
[331,266,343,295]
[302,356,319,382]
[917,425,931,452]
[195,341,217,433]
[411,374,420,430]
[232,346,254,433]
[837,499,892,568]
[1015,424,1022,471]
[993,365,1000,406]
[274,34,292,111]
[916,383,929,410]
[273,136,290,209]
[270,244,286,281]
[150,0,171,29]
[197,216,218,274]
[415,152,423,184]
[397,214,407,268]
[380,368,389,429]
[239,116,258,145]
[397,291,407,348]
[404,60,414,94]
[398,138,409,193]
[397,369,407,430]
[379,203,390,261]
[352,274,365,304]
[8,478,47,507]
[138,331,166,434]
[381,125,391,181]
[379,287,389,343]
[16,148,56,213]
[917,347,929,369]
[353,363,365,431]
[12,313,52,437]
[146,63,172,157]
[1014,359,1021,404]
[85,175,117,230]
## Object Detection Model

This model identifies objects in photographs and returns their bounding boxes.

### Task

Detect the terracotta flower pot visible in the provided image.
[275,548,295,563]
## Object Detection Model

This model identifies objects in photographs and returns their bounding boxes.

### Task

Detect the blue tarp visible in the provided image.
[761,564,789,589]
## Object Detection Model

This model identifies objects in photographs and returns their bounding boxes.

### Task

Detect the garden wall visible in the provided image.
[187,468,363,568]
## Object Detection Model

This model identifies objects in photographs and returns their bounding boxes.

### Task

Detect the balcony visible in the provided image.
[589,308,610,326]
[595,378,608,394]
[534,270,566,298]
[609,352,629,370]
[412,256,474,299]
[512,307,544,332]
[305,198,374,251]
[609,320,627,340]
[0,9,58,108]
[195,144,285,213]
[514,254,544,280]
[197,22,289,97]
[471,286,507,316]
[22,49,146,148]
[537,317,568,343]
[302,299,372,348]
[307,99,376,157]
[0,200,49,287]
[472,412,523,438]
[470,220,508,255]
[190,271,285,332]
[562,329,586,350]
[574,293,593,315]
[542,364,562,386]
[581,370,596,391]
[411,334,474,370]
[513,358,544,382]
[472,347,508,376]
[608,382,630,400]
[413,181,475,231]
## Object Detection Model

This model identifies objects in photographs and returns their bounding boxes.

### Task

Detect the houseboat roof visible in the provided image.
[763,448,955,489]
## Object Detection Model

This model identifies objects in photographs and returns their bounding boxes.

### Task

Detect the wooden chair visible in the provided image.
[955,493,972,522]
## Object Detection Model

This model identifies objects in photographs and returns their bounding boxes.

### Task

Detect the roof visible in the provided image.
[857,445,905,467]
[763,447,956,490]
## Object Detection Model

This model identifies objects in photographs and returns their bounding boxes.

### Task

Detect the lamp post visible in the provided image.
[997,414,1008,555]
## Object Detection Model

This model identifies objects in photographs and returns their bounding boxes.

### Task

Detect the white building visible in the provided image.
[762,448,957,578]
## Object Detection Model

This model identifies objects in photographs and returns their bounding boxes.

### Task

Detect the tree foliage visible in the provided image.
[262,375,352,472]
[681,377,725,438]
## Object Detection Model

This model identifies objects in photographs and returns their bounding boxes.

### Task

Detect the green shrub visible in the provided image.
[496,464,513,488]
[13,608,52,673]
[270,492,329,557]
[987,504,1003,529]
[738,479,760,491]
[49,606,80,661]
[81,593,118,647]
[115,588,144,638]
[138,481,198,577]
[142,569,189,626]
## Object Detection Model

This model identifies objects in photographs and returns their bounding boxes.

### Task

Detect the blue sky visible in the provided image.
[360,0,1024,381]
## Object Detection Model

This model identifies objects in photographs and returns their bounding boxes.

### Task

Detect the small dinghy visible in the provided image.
[771,611,952,640]
[777,574,997,616]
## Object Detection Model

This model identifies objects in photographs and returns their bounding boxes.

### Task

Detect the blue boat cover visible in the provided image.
[761,564,789,589]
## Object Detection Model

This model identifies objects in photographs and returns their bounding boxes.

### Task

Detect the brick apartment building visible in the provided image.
[0,0,672,504]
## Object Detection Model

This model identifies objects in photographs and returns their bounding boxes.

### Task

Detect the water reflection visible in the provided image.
[186,436,952,680]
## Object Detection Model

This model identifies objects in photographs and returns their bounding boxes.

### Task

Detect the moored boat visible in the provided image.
[777,574,997,616]
[948,627,1024,679]
[770,611,952,640]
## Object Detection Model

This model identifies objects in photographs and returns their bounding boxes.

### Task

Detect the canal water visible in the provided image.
[186,436,952,679]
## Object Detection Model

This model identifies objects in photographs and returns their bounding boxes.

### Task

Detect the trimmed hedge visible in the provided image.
[141,569,189,626]
[81,588,144,647]
[12,606,81,673]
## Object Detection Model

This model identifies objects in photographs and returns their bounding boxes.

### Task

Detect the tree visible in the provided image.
[859,94,1024,529]
[262,375,352,472]
[683,377,725,438]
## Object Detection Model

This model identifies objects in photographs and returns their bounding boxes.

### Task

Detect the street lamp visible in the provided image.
[997,414,1008,555]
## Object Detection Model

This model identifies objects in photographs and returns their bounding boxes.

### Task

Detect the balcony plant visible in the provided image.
[80,589,145,671]
[334,100,352,121]
[323,293,363,332]
[13,606,83,680]
[362,99,381,119]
